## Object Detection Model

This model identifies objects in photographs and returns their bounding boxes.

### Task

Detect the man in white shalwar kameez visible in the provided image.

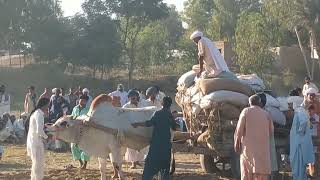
[190,31,232,79]
[123,90,145,169]
[27,98,50,180]
[109,84,128,107]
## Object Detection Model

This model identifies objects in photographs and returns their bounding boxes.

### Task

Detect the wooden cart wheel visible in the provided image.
[199,154,220,173]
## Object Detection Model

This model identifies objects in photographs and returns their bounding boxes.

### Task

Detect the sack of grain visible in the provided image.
[277,97,289,111]
[192,103,201,115]
[220,103,242,120]
[237,74,265,92]
[265,94,280,108]
[265,106,286,125]
[177,70,196,89]
[201,90,249,107]
[198,78,254,96]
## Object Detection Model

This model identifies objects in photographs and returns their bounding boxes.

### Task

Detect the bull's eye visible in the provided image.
[60,121,68,127]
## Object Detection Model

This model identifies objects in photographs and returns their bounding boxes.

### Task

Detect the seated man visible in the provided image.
[70,95,90,169]
[190,30,232,79]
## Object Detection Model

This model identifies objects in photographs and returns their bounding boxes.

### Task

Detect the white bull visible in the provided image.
[47,94,158,180]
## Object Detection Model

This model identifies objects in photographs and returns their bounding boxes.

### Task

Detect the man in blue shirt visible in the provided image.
[132,96,177,180]
[49,88,69,122]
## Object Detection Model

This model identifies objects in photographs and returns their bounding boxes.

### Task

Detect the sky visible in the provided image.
[61,0,186,17]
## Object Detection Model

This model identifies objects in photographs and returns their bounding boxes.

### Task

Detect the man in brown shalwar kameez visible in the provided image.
[234,94,273,180]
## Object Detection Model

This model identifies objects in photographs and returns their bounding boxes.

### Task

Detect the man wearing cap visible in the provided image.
[123,90,145,169]
[70,95,90,169]
[190,30,230,78]
[302,77,319,97]
[109,84,128,107]
[144,87,162,109]
[82,88,93,107]
[49,88,69,122]
[289,97,315,180]
[302,88,320,116]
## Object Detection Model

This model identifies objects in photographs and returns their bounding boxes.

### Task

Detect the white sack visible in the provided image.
[265,106,286,125]
[237,74,265,91]
[201,90,249,107]
[277,97,289,111]
[192,104,201,115]
[266,94,280,108]
[200,99,213,109]
[177,70,196,88]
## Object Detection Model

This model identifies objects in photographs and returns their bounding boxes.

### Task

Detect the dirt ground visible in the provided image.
[0,144,233,180]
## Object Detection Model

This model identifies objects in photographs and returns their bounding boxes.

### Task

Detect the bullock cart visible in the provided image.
[171,103,291,179]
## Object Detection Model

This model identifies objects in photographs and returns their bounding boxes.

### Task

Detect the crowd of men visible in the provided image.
[234,77,320,180]
[0,83,186,172]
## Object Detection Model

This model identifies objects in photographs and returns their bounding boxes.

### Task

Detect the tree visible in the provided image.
[85,0,169,87]
[264,0,320,79]
[207,0,239,41]
[183,0,215,33]
[22,0,67,62]
[235,12,273,76]
[64,12,121,79]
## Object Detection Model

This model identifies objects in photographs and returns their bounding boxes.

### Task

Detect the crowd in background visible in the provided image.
[234,76,320,180]
[0,83,186,170]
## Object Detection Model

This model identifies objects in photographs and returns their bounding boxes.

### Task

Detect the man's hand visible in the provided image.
[234,140,241,153]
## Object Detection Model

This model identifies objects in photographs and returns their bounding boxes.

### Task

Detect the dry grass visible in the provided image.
[0,144,229,180]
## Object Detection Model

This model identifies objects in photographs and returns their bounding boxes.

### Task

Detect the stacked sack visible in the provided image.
[176,71,287,130]
[176,71,254,124]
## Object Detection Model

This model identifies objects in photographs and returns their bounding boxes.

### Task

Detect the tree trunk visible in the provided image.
[295,26,311,78]
[100,65,105,80]
[128,54,134,89]
[92,65,97,79]
[19,54,22,68]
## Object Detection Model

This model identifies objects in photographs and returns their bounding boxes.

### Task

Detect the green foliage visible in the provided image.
[235,12,273,76]
[183,0,215,32]
[207,0,239,41]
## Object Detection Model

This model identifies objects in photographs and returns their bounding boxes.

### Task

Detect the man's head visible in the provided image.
[146,87,157,100]
[69,87,74,94]
[128,90,139,105]
[20,112,28,120]
[305,88,317,101]
[257,93,266,108]
[36,97,50,115]
[295,87,302,96]
[28,86,35,93]
[308,104,316,116]
[10,115,16,122]
[305,76,311,84]
[0,85,5,93]
[117,84,124,92]
[79,95,89,107]
[162,96,172,109]
[190,31,203,44]
[60,88,65,95]
[249,94,261,107]
[82,88,89,95]
[172,110,178,119]
[54,88,61,96]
